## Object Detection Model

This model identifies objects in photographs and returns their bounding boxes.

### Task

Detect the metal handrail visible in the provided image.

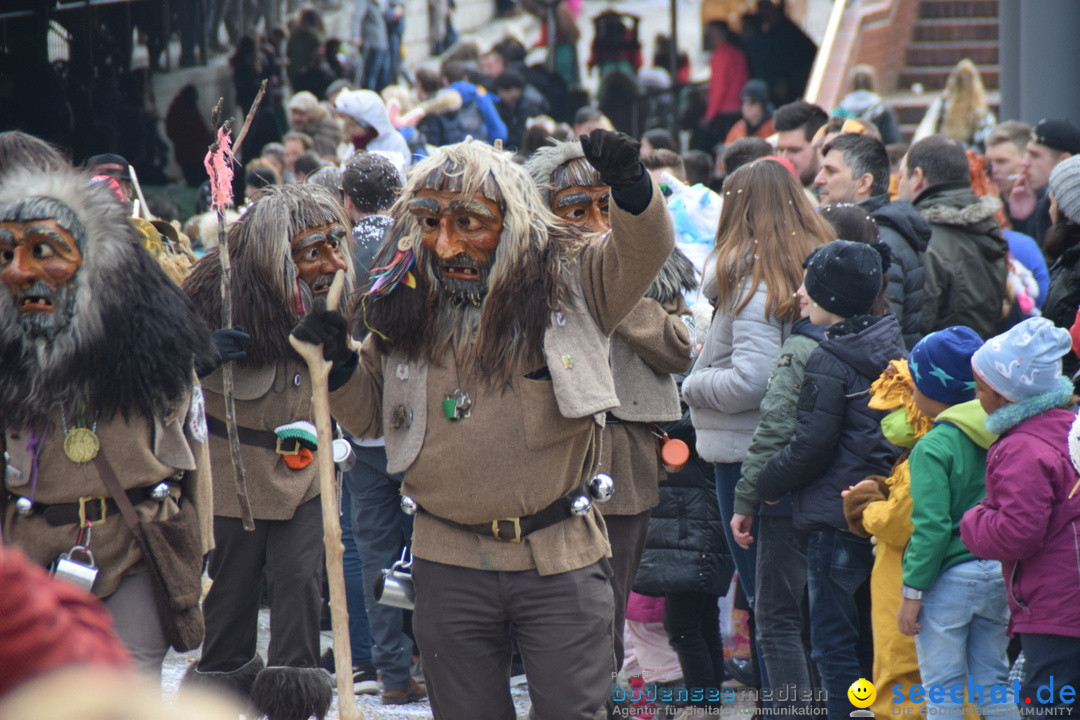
[804,0,848,104]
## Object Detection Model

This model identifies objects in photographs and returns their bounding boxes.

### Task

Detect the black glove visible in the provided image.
[580,129,643,189]
[292,309,355,364]
[196,326,251,377]
[213,326,250,364]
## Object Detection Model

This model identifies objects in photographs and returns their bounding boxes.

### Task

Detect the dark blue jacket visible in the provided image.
[757,314,905,532]
[861,194,930,352]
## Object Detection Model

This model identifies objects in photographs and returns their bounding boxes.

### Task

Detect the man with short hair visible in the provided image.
[493,69,548,151]
[815,132,930,349]
[772,101,828,190]
[338,151,423,705]
[899,135,1009,339]
[1009,118,1080,246]
[288,91,344,158]
[984,120,1031,197]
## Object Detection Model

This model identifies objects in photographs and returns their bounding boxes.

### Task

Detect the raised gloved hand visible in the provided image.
[580,129,643,189]
[291,309,358,390]
[213,326,250,364]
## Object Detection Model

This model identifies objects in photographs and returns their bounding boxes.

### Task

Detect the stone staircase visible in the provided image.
[889,0,1000,143]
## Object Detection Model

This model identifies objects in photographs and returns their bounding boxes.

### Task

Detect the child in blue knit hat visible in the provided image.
[961,317,1080,714]
[898,326,1019,717]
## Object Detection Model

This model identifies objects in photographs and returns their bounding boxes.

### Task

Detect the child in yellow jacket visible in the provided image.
[842,359,929,720]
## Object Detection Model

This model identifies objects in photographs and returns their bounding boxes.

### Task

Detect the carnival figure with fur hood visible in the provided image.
[0,165,215,675]
[293,130,674,718]
[181,183,354,720]
[525,140,697,670]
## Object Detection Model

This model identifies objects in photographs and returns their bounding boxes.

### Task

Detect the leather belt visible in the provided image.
[206,414,278,449]
[418,491,581,543]
[11,485,164,527]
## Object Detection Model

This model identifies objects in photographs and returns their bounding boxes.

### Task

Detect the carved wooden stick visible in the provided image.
[207,98,256,531]
[288,271,361,720]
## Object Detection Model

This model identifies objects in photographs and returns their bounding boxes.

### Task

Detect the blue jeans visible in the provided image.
[714,462,768,690]
[915,559,1018,717]
[755,514,815,710]
[806,528,873,720]
[343,444,415,691]
[340,482,374,668]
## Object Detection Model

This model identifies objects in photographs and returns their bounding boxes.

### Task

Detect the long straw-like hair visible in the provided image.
[183,183,355,366]
[358,139,581,385]
[941,59,989,146]
[712,159,834,321]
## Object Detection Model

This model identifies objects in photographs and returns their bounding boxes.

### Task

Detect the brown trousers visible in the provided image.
[604,509,653,670]
[412,558,615,720]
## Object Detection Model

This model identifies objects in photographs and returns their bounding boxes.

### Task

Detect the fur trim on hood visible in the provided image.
[917,189,1002,227]
[0,167,214,429]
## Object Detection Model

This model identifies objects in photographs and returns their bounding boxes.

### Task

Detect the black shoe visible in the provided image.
[723,657,759,688]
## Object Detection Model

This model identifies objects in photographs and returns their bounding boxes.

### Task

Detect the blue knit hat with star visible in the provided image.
[908,326,982,405]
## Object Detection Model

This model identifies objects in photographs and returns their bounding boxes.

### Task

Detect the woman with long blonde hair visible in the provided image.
[681,157,834,689]
[913,59,996,150]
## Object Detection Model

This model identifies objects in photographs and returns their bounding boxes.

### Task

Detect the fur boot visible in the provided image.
[250,666,334,720]
[182,654,264,708]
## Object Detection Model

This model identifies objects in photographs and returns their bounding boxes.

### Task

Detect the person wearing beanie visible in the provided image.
[756,240,905,719]
[1040,156,1080,380]
[961,317,1080,713]
[724,79,775,145]
[888,327,1019,716]
[840,357,931,720]
[1009,118,1080,245]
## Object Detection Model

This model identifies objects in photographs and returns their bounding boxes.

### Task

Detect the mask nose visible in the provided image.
[434,217,466,259]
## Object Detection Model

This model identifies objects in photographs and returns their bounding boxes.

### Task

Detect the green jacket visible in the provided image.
[734,318,826,516]
[902,399,998,590]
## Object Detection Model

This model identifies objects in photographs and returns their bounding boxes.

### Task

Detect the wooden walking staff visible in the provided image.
[289,270,361,720]
[203,83,267,531]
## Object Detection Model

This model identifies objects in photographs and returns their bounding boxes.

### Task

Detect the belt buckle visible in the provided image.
[275,437,301,456]
[491,517,522,543]
[78,496,108,527]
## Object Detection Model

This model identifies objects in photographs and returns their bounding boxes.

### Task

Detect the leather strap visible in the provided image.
[205,414,278,449]
[15,485,162,527]
[93,454,141,532]
[418,491,581,543]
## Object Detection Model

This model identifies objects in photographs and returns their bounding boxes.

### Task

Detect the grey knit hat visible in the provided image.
[1049,154,1080,225]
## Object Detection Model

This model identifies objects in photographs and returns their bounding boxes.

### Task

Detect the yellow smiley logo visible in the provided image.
[848,678,876,708]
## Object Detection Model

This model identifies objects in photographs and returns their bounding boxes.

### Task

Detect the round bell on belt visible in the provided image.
[150,482,172,501]
[587,473,615,502]
[15,496,33,517]
[570,494,592,517]
[400,495,418,515]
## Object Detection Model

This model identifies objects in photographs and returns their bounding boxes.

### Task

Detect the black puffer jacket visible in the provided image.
[633,410,733,596]
[757,314,905,532]
[1041,243,1080,378]
[861,194,930,351]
